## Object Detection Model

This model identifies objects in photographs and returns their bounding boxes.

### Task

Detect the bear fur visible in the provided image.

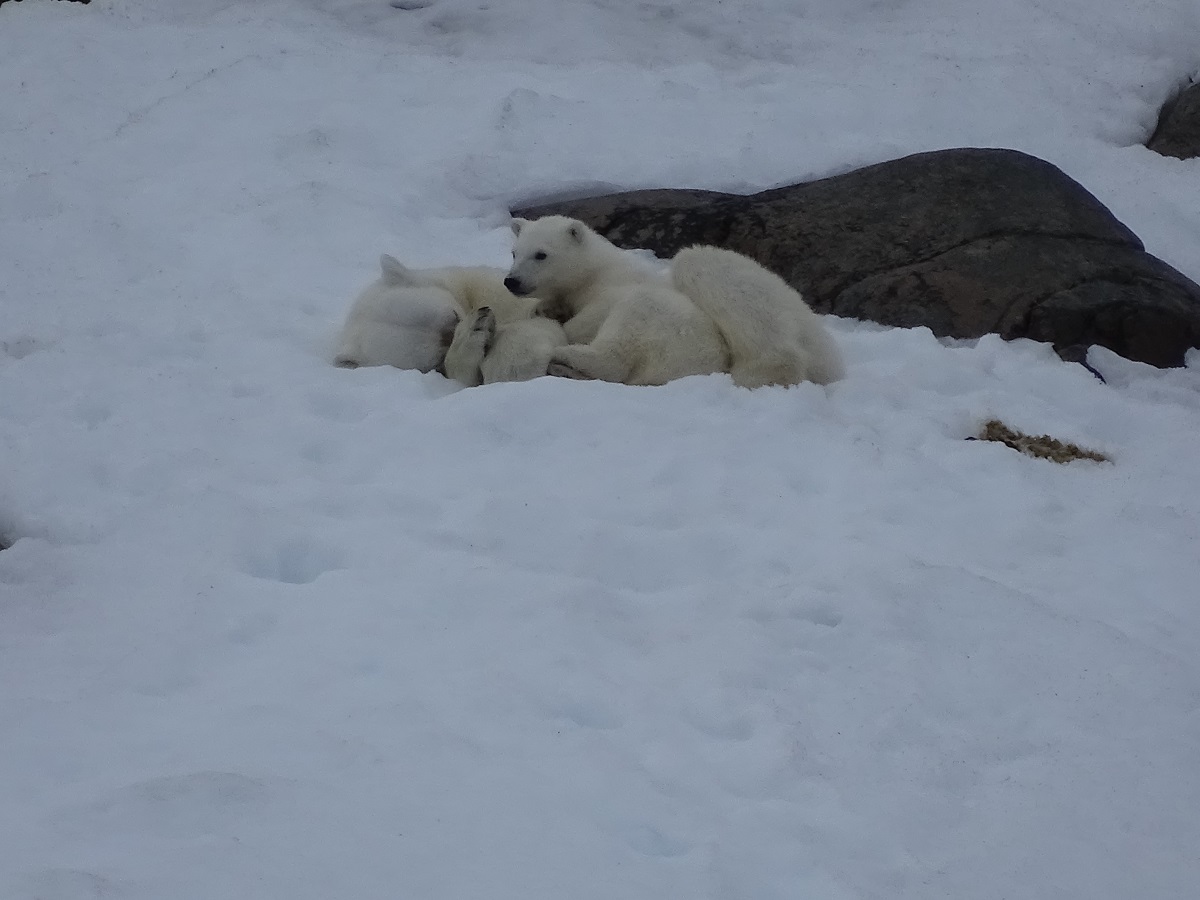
[506,216,729,386]
[443,306,568,387]
[671,245,845,387]
[334,255,536,371]
[506,216,845,388]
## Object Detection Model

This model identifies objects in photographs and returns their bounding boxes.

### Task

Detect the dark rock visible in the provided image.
[513,148,1200,368]
[1148,80,1200,160]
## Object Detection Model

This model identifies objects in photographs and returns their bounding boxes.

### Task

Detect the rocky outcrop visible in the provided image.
[1148,81,1200,160]
[513,148,1200,367]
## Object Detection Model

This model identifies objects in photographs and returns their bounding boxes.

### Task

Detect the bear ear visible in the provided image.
[380,254,419,286]
[567,222,585,243]
[510,217,530,237]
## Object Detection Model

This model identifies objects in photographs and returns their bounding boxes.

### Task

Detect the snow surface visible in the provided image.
[2,1,1200,898]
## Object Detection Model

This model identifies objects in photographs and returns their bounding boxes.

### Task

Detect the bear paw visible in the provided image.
[471,307,497,351]
[547,360,594,380]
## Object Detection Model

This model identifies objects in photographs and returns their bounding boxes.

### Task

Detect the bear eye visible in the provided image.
[533,251,547,261]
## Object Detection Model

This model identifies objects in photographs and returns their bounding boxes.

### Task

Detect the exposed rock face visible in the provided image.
[1148,81,1200,160]
[513,148,1200,367]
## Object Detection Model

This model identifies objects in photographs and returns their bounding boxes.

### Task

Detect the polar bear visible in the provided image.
[506,216,728,386]
[670,245,845,387]
[442,306,568,386]
[334,255,537,371]
[506,216,845,388]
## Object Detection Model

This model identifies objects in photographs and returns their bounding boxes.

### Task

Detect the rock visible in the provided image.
[513,148,1200,368]
[1148,80,1200,160]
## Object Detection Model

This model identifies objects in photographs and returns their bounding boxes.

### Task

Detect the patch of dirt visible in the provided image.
[974,418,1110,464]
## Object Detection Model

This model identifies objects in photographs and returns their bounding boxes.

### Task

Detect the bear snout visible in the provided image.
[503,276,528,296]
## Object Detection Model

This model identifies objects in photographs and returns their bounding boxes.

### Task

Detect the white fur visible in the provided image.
[443,307,568,387]
[334,255,537,371]
[507,216,728,386]
[670,245,845,387]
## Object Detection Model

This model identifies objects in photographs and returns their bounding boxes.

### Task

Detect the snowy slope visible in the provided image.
[2,1,1199,898]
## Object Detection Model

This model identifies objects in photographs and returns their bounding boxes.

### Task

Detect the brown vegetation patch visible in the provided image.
[975,418,1110,464]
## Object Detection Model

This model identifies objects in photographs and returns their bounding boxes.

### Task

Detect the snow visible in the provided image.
[2,0,1200,898]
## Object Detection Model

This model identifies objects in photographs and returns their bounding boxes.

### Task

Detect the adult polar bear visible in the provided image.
[506,216,844,388]
[334,255,537,372]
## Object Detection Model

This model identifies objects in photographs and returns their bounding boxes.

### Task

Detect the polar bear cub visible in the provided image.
[507,216,844,388]
[506,216,728,386]
[443,306,568,387]
[671,245,845,387]
[334,255,537,371]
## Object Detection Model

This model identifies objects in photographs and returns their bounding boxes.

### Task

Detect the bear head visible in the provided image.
[504,215,594,298]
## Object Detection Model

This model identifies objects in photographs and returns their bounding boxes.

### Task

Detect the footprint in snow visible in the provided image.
[626,824,692,858]
[240,534,347,585]
[744,604,843,630]
[305,388,367,424]
[798,605,843,628]
[72,398,112,429]
[9,868,123,900]
[684,710,755,742]
[547,697,624,731]
[224,610,278,646]
[62,771,277,840]
[298,438,343,466]
[2,336,52,361]
[229,379,265,400]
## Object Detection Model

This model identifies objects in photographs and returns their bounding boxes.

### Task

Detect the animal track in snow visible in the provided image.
[683,710,755,742]
[273,126,333,162]
[2,336,52,360]
[223,610,278,646]
[547,697,623,731]
[298,438,343,466]
[11,867,122,900]
[240,534,346,585]
[625,824,692,858]
[65,771,275,839]
[797,606,843,628]
[72,399,113,430]
[305,389,367,424]
[745,603,843,630]
[228,379,264,400]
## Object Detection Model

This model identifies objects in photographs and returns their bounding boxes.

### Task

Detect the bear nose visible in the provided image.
[503,276,524,295]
